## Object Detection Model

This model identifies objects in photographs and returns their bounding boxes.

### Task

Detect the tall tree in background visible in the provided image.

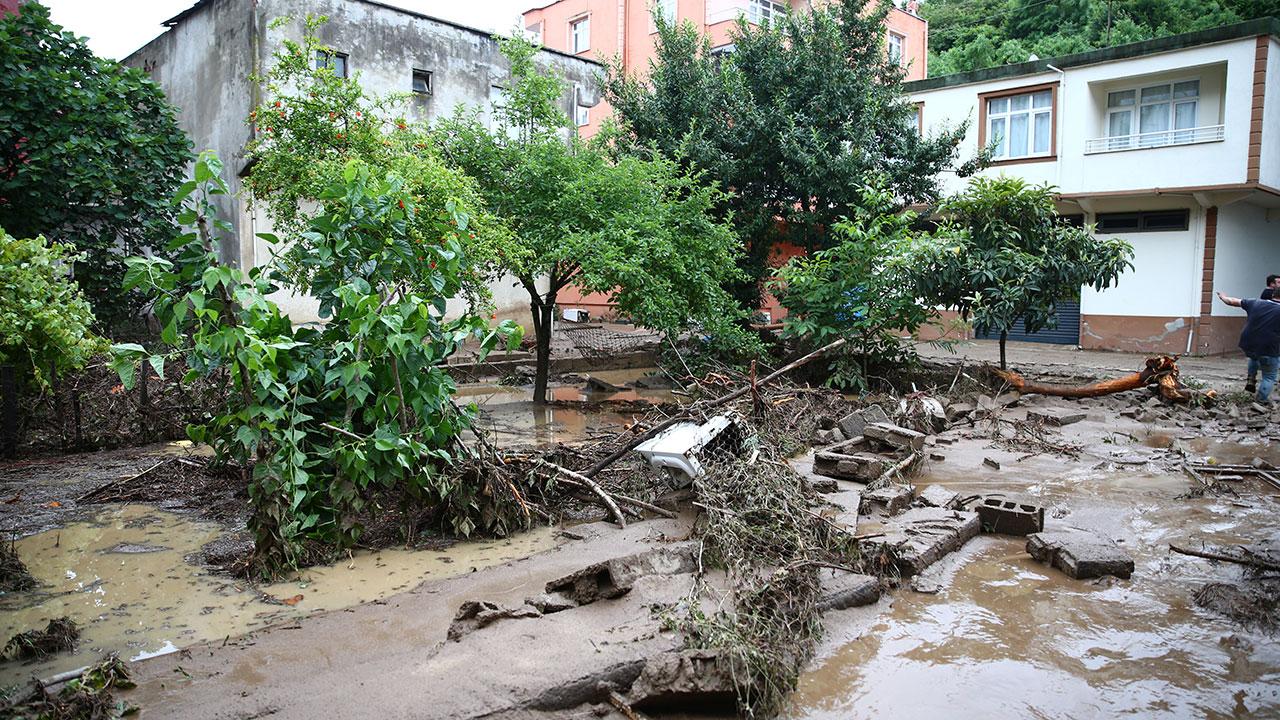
[605,0,969,310]
[0,4,190,331]
[922,0,1278,76]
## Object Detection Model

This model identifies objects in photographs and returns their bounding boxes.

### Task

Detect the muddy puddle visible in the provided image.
[458,368,675,448]
[788,436,1280,719]
[0,505,557,685]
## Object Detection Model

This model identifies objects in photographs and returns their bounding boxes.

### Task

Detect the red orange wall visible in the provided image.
[0,0,22,17]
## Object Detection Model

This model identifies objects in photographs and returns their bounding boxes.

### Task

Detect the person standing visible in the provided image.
[1261,274,1280,301]
[1218,290,1280,401]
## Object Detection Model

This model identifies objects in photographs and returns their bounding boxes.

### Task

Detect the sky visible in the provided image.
[42,0,547,60]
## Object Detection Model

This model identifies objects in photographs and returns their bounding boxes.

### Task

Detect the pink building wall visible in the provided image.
[0,0,23,17]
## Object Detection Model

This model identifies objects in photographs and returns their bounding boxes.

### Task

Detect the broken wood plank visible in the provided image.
[1169,543,1280,572]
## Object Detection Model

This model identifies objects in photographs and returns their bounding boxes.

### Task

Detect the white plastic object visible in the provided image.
[634,414,739,486]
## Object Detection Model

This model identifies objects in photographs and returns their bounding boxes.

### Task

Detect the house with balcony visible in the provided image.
[523,0,928,138]
[906,19,1280,355]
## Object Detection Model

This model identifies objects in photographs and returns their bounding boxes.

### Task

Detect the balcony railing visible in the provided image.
[706,0,789,26]
[1084,124,1225,154]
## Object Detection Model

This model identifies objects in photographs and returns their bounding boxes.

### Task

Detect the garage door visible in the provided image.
[980,299,1080,345]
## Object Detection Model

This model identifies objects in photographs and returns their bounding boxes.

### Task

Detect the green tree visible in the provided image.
[438,35,753,403]
[113,153,521,576]
[0,4,190,330]
[910,177,1134,369]
[605,0,970,309]
[0,230,103,389]
[769,186,936,389]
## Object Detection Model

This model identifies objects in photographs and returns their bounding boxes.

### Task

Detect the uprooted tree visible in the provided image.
[911,176,1135,369]
[112,152,521,575]
[437,35,754,403]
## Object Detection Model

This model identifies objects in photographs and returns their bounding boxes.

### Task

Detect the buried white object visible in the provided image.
[634,414,745,487]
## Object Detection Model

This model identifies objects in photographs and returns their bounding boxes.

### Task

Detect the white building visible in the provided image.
[126,0,602,322]
[906,19,1280,355]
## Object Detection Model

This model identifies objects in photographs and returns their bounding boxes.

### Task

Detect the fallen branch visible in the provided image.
[533,459,626,529]
[866,452,921,490]
[582,338,848,478]
[608,690,650,720]
[1170,544,1280,572]
[993,355,1213,402]
[77,459,170,502]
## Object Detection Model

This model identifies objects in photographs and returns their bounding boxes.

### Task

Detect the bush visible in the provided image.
[0,229,103,389]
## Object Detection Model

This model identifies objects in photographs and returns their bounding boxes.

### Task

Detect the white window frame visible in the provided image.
[747,0,787,24]
[887,31,905,66]
[574,85,590,128]
[1104,77,1200,150]
[570,15,590,54]
[652,0,677,31]
[985,88,1054,161]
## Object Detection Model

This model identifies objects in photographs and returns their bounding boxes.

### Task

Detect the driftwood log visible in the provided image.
[993,355,1214,402]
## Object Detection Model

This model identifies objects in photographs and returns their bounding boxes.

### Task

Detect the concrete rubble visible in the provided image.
[544,543,699,605]
[1026,527,1135,579]
[975,494,1046,535]
[861,506,982,577]
[816,569,882,611]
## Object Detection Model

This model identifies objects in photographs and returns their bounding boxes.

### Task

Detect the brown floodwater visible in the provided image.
[787,434,1280,719]
[0,505,556,686]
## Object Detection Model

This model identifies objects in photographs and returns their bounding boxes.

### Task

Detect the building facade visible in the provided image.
[125,0,603,321]
[523,0,927,138]
[906,19,1280,355]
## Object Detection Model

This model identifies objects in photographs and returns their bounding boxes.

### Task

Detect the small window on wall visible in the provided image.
[653,0,676,28]
[315,50,348,78]
[1060,214,1085,228]
[1095,209,1189,233]
[570,16,590,53]
[412,69,432,95]
[574,85,590,127]
[984,87,1054,160]
[909,103,922,136]
[888,32,905,65]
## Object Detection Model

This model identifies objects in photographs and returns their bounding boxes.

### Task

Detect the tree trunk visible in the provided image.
[999,329,1008,370]
[531,297,555,405]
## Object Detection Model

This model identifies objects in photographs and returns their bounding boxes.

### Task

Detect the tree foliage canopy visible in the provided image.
[605,0,969,306]
[922,0,1279,76]
[0,4,190,330]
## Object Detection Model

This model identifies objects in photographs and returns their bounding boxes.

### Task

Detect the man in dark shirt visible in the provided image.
[1218,290,1280,401]
[1261,274,1280,301]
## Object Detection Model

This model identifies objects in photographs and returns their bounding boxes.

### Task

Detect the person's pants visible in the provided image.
[1247,355,1279,401]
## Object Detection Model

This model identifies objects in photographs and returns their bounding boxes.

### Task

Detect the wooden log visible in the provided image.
[993,355,1202,400]
[1169,543,1280,572]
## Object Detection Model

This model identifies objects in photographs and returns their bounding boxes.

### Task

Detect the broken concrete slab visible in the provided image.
[822,490,862,534]
[583,375,627,393]
[837,404,889,440]
[525,592,577,615]
[915,484,959,510]
[545,543,698,605]
[813,450,888,482]
[860,507,981,577]
[805,476,839,494]
[946,401,975,422]
[864,422,926,452]
[1026,528,1134,580]
[627,650,737,712]
[448,600,542,642]
[816,570,881,611]
[863,485,913,517]
[1027,407,1087,426]
[975,495,1045,535]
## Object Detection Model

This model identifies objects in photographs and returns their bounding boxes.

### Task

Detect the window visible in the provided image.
[487,85,506,131]
[1105,79,1199,149]
[1095,209,1189,233]
[570,16,590,53]
[888,32,905,66]
[747,0,787,24]
[654,0,676,27]
[412,69,432,95]
[525,21,543,43]
[983,86,1054,161]
[909,103,922,136]
[315,50,348,78]
[574,85,590,127]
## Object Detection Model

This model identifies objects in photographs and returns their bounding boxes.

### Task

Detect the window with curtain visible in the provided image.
[570,16,590,53]
[986,88,1053,160]
[1106,79,1198,149]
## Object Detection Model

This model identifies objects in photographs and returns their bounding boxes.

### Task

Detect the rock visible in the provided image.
[634,373,674,390]
[813,428,837,446]
[1119,408,1139,418]
[864,422,926,451]
[1027,407,1087,426]
[863,484,913,517]
[1026,528,1134,580]
[584,375,626,393]
[975,495,1045,535]
[627,650,737,712]
[946,402,975,422]
[915,484,959,509]
[806,476,839,494]
[545,543,698,605]
[860,507,981,577]
[975,394,1000,416]
[813,447,890,482]
[929,452,946,462]
[447,600,542,641]
[815,570,881,611]
[830,426,847,443]
[995,391,1021,407]
[837,404,889,440]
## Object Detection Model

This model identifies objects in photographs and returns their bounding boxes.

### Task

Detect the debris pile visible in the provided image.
[0,538,36,593]
[0,654,136,719]
[3,617,79,660]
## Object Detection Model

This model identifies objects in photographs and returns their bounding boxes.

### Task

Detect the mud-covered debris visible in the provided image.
[1193,581,1279,631]
[815,569,881,611]
[1027,407,1087,426]
[0,653,136,718]
[837,404,888,440]
[915,485,959,509]
[545,543,697,606]
[524,592,577,615]
[864,422,926,452]
[626,650,737,712]
[1027,528,1134,579]
[821,489,862,534]
[447,600,541,642]
[584,376,627,394]
[4,617,79,660]
[804,475,839,494]
[1,538,37,593]
[975,495,1045,535]
[863,485,913,517]
[860,507,981,578]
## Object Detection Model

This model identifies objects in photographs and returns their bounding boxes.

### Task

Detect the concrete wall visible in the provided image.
[1260,37,1280,189]
[1213,201,1280,312]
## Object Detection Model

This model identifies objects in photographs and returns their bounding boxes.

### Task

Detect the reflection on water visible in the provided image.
[786,440,1280,719]
[0,505,556,685]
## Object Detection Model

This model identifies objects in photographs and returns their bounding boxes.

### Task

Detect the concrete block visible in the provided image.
[628,650,736,712]
[864,422,926,451]
[863,485,913,517]
[837,404,889,440]
[975,495,1045,535]
[816,570,881,611]
[860,507,981,577]
[823,489,862,534]
[1026,528,1134,580]
[545,543,698,605]
[1027,407,1087,426]
[915,484,959,509]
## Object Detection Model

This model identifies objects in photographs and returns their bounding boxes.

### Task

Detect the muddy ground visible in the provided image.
[3,354,1280,718]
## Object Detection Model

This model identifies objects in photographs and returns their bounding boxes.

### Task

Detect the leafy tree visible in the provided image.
[769,187,936,389]
[438,36,753,403]
[113,153,521,576]
[0,229,103,389]
[910,177,1134,369]
[0,4,190,330]
[605,0,970,309]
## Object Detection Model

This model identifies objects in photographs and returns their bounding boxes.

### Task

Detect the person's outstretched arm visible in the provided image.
[1217,290,1243,308]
